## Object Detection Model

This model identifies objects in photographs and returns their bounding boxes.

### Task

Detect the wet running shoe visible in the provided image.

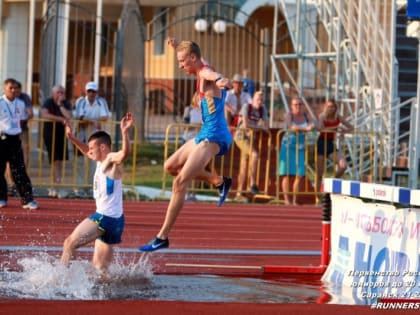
[139,237,169,252]
[217,176,232,207]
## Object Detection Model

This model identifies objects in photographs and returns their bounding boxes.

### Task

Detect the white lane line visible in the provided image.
[0,246,321,256]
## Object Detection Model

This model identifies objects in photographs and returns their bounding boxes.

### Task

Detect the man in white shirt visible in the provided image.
[224,74,252,128]
[73,82,110,197]
[0,78,39,209]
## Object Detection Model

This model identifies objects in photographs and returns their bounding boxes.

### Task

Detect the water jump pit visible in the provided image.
[0,249,325,303]
[0,198,330,306]
[2,194,400,313]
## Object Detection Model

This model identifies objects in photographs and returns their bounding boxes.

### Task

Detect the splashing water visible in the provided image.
[0,251,324,303]
[0,252,153,300]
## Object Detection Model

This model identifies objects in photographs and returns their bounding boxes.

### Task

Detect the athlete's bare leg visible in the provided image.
[61,218,102,267]
[156,140,221,239]
[92,239,114,271]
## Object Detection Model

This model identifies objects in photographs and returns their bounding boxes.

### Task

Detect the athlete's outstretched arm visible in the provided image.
[108,112,134,165]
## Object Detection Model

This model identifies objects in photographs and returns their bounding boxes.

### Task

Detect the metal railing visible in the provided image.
[161,124,386,204]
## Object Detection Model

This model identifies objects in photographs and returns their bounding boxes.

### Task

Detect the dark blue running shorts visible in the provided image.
[89,212,125,244]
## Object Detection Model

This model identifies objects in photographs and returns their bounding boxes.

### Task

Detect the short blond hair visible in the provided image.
[176,41,202,59]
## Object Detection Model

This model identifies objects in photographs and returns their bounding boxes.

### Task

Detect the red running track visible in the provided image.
[0,197,395,314]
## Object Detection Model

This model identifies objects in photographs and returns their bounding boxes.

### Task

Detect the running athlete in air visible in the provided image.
[139,37,232,252]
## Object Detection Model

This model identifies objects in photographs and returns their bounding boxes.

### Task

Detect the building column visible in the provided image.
[0,3,30,87]
[55,0,70,87]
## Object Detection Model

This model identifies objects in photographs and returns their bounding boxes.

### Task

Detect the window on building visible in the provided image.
[153,8,167,55]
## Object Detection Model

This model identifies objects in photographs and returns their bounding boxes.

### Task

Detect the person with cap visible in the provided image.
[41,84,73,198]
[224,73,252,129]
[73,81,111,197]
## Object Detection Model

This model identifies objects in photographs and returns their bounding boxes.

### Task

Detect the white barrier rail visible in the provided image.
[323,178,414,206]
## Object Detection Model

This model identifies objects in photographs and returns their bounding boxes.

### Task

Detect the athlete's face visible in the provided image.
[88,139,105,161]
[177,50,196,75]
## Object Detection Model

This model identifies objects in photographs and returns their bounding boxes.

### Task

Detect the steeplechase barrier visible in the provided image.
[321,178,420,304]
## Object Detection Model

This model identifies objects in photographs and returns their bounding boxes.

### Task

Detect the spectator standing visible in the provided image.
[5,81,33,195]
[234,91,268,202]
[73,81,110,197]
[278,97,316,205]
[41,85,73,198]
[0,78,39,209]
[61,113,134,273]
[242,69,256,97]
[225,74,252,129]
[315,99,353,192]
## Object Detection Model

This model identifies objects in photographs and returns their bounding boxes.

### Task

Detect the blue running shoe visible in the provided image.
[139,237,169,252]
[217,176,232,207]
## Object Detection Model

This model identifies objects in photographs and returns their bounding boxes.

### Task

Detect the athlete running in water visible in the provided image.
[139,37,233,252]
